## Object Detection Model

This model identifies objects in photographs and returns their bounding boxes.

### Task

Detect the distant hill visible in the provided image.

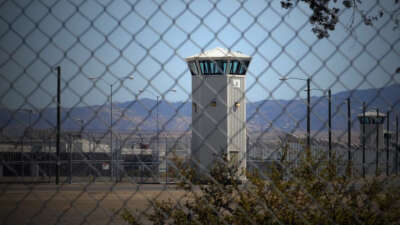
[2,84,399,135]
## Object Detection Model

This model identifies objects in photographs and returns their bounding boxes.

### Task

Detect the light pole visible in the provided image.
[307,88,332,160]
[279,76,311,150]
[138,88,176,184]
[325,95,352,175]
[89,75,134,182]
[68,118,85,184]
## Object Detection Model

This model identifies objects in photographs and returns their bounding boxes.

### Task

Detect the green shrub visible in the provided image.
[122,148,400,225]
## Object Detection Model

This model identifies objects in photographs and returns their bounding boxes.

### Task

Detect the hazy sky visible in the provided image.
[0,0,399,110]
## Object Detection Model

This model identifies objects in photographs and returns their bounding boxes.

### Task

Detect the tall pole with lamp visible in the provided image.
[307,88,332,160]
[69,118,85,184]
[138,89,176,184]
[89,75,134,182]
[279,76,311,150]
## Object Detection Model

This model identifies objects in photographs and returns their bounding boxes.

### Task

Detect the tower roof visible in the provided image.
[185,47,251,61]
[357,111,387,118]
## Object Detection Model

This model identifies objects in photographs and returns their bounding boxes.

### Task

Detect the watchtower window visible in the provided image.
[199,60,227,75]
[230,61,239,74]
[376,117,384,124]
[210,100,217,107]
[188,61,198,76]
[216,60,227,74]
[359,117,385,124]
[359,117,371,124]
[199,61,206,74]
[239,61,249,75]
[192,102,198,113]
[230,60,249,75]
[229,151,239,168]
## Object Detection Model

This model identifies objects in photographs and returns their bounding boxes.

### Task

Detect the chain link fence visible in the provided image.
[1,0,400,224]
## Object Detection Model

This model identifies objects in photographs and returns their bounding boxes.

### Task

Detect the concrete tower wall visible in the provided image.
[227,75,246,176]
[361,123,385,150]
[358,113,386,150]
[191,75,228,172]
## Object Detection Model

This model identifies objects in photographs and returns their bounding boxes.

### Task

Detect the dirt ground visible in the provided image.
[0,184,189,225]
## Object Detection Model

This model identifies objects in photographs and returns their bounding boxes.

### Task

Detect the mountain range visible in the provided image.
[2,84,400,135]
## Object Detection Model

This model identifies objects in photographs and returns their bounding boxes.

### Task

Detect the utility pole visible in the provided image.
[307,87,330,159]
[69,118,84,184]
[278,76,310,150]
[138,89,175,178]
[89,75,134,182]
[56,66,61,185]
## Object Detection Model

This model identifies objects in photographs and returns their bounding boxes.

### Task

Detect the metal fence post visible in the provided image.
[386,111,389,176]
[347,98,351,176]
[110,84,114,182]
[362,102,366,178]
[165,137,168,186]
[307,78,311,150]
[56,66,61,185]
[376,108,379,176]
[328,89,332,161]
[396,114,399,175]
[69,135,72,184]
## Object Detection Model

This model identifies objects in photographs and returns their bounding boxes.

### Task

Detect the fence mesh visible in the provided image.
[1,0,400,224]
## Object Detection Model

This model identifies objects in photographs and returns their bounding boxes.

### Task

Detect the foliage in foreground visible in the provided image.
[122,148,400,225]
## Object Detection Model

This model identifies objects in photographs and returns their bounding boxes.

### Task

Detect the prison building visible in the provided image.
[186,47,251,181]
[358,111,386,150]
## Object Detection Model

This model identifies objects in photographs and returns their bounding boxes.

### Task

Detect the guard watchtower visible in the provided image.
[185,47,251,181]
[358,111,386,150]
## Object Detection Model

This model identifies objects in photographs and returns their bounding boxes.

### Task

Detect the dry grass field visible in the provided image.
[0,184,189,225]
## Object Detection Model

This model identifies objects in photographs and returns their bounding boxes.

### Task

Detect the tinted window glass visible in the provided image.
[199,60,227,75]
[230,61,239,74]
[216,60,227,74]
[210,61,216,74]
[199,61,205,74]
[188,61,198,75]
[204,61,209,74]
[192,103,197,112]
[229,60,249,75]
[239,61,249,75]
